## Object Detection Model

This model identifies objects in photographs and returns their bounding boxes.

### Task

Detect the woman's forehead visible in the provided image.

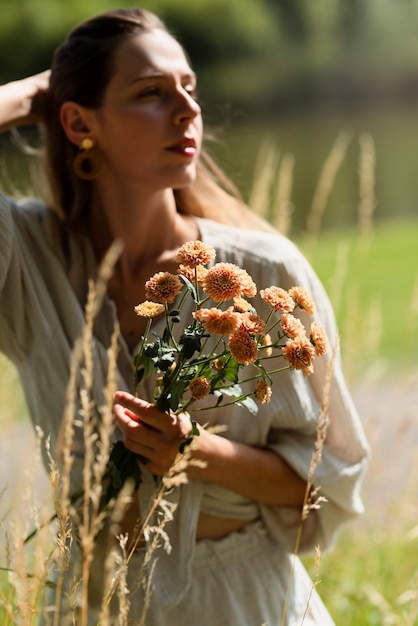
[110,30,193,85]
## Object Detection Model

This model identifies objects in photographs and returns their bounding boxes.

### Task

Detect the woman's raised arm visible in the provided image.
[0,70,50,132]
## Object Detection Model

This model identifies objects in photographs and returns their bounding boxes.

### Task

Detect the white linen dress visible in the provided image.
[0,192,369,625]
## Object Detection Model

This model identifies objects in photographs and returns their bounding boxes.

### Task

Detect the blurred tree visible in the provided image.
[1,0,418,111]
[338,0,367,47]
[264,0,310,42]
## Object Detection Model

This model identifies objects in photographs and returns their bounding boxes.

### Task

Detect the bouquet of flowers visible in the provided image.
[107,240,327,498]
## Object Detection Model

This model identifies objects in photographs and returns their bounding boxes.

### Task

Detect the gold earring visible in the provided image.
[73,138,102,180]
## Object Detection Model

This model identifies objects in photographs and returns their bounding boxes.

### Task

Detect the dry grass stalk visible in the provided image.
[357,132,376,238]
[406,272,418,366]
[403,572,418,626]
[300,545,322,626]
[75,244,123,626]
[115,535,130,626]
[325,240,350,322]
[98,441,203,624]
[8,234,205,624]
[364,298,383,369]
[248,139,280,218]
[272,153,295,236]
[361,582,402,626]
[280,342,336,626]
[24,240,124,625]
[0,428,55,626]
[305,130,352,243]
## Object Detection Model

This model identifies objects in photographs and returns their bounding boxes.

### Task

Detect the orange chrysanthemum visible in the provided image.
[176,240,216,268]
[280,313,306,340]
[260,286,295,313]
[310,322,328,356]
[145,272,183,304]
[261,333,273,356]
[193,306,240,334]
[202,263,246,302]
[189,377,211,400]
[255,380,272,404]
[239,312,266,335]
[233,296,253,313]
[228,328,258,365]
[239,269,257,298]
[282,335,315,375]
[288,286,316,315]
[134,301,165,318]
[178,264,208,286]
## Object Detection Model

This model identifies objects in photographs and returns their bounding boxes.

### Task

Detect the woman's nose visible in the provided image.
[173,89,201,125]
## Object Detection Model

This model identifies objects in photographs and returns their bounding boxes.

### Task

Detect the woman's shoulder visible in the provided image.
[0,190,67,265]
[196,217,304,266]
[0,189,50,228]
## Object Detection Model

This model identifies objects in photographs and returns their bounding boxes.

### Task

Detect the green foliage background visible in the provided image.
[2,0,418,112]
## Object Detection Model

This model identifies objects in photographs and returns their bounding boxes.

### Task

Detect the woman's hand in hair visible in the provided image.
[0,70,50,132]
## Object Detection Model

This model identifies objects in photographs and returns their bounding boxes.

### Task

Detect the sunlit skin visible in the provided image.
[88,30,203,192]
[0,30,308,542]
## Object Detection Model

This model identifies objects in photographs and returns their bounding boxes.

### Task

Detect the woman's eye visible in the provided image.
[137,87,160,98]
[185,85,199,101]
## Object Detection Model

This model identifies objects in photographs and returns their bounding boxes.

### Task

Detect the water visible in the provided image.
[1,102,417,234]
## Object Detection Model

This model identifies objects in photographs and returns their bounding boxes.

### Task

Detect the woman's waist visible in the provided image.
[196,482,260,540]
[196,511,260,540]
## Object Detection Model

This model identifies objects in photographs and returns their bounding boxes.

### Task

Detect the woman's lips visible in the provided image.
[166,138,197,157]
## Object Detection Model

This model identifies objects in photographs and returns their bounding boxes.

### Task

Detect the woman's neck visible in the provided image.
[88,184,199,277]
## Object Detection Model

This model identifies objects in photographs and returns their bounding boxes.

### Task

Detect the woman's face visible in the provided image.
[89,29,202,192]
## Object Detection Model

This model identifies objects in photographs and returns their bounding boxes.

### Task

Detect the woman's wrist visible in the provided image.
[188,426,307,507]
[0,72,49,132]
[188,429,228,483]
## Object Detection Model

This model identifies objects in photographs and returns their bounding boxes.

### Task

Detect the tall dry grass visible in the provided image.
[0,129,417,625]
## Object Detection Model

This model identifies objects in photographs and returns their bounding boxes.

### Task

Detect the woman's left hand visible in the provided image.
[114,391,307,507]
[113,391,194,475]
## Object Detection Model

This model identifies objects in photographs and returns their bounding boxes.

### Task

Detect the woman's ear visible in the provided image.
[60,101,94,146]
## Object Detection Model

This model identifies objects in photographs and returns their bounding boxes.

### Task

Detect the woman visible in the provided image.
[0,8,369,625]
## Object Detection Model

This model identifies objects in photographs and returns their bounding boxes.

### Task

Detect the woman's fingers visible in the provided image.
[114,392,160,425]
[113,391,187,434]
[113,391,192,474]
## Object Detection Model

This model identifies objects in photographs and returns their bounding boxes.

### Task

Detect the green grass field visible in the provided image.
[299,218,418,381]
[298,219,418,625]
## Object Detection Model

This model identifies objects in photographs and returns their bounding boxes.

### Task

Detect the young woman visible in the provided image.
[0,8,369,625]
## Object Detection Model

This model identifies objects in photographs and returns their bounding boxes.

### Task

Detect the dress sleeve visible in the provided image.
[0,192,13,294]
[0,192,52,361]
[258,240,370,554]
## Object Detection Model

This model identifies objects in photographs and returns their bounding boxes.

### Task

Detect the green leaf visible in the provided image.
[167,375,192,411]
[214,383,243,398]
[134,366,145,387]
[143,341,160,358]
[158,351,176,371]
[179,418,200,453]
[179,333,202,359]
[235,395,259,415]
[223,358,240,383]
[156,394,171,413]
[212,385,259,415]
[178,274,198,302]
[104,441,143,503]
